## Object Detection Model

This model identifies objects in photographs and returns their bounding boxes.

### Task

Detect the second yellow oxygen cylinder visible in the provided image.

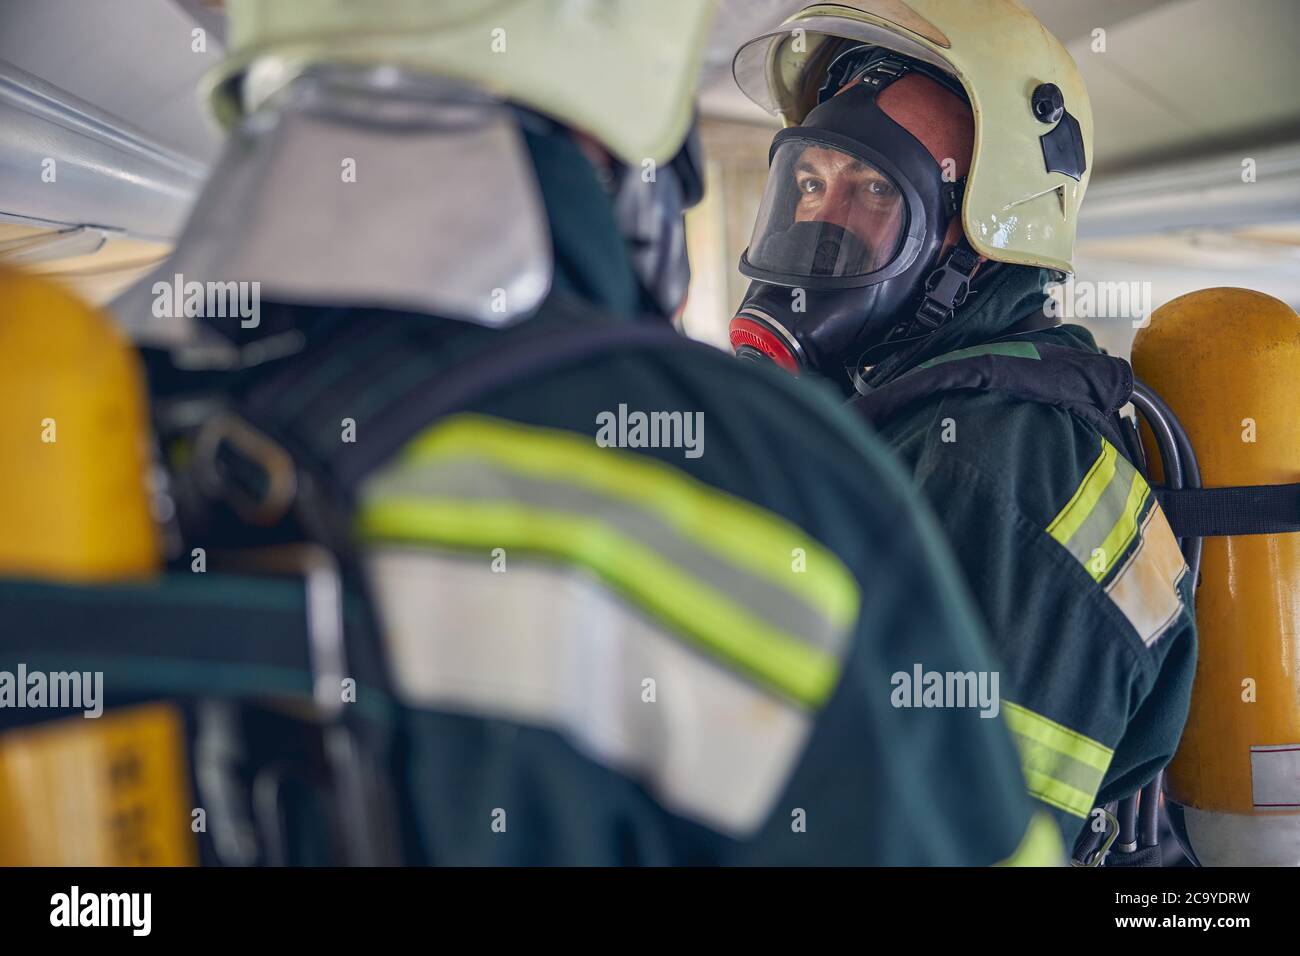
[1132,287,1300,866]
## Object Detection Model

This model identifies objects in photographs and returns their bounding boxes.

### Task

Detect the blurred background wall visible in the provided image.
[1,0,1298,358]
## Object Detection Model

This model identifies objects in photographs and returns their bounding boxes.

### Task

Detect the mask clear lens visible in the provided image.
[745,138,908,279]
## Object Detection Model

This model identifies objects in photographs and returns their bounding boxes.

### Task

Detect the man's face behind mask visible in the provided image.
[747,138,909,280]
[793,146,905,256]
[733,70,977,384]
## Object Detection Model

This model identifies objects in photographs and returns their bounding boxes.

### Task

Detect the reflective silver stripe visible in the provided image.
[363,457,847,658]
[1104,506,1188,646]
[365,547,812,837]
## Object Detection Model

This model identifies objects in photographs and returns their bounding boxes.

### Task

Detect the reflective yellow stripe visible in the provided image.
[1019,768,1098,820]
[359,498,841,707]
[357,415,859,708]
[1047,441,1117,544]
[384,414,859,632]
[1003,700,1113,819]
[1091,471,1150,581]
[1047,439,1155,582]
[995,812,1064,867]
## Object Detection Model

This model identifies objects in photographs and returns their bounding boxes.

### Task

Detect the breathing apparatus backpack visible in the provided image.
[0,264,396,865]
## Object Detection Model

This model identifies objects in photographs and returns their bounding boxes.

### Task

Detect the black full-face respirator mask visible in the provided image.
[511,105,705,323]
[610,122,705,321]
[729,51,974,390]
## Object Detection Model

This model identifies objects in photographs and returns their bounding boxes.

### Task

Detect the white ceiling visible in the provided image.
[1050,0,1300,174]
[0,0,227,164]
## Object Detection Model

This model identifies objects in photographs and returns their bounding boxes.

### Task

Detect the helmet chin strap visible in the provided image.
[851,237,983,395]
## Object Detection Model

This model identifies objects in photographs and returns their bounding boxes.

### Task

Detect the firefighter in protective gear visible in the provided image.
[731,0,1196,847]
[8,0,1060,865]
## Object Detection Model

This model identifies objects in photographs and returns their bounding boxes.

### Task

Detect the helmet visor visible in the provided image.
[745,138,908,280]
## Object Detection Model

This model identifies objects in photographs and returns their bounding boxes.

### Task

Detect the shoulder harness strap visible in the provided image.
[849,337,1135,450]
[192,295,710,549]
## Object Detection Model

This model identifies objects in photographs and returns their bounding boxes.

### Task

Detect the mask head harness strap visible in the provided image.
[823,43,980,337]
[610,118,705,320]
[819,44,968,109]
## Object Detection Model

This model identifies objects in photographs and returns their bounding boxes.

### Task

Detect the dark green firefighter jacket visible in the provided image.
[849,264,1197,845]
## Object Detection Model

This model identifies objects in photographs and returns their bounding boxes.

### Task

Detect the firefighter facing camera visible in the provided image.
[730,0,1199,858]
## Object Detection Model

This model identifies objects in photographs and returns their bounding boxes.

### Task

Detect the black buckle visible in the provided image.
[915,245,980,330]
[193,414,298,527]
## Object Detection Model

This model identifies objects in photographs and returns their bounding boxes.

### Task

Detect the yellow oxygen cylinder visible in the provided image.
[0,265,160,581]
[1131,287,1300,866]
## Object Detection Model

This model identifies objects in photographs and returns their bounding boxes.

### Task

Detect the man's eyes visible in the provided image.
[795,176,895,198]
